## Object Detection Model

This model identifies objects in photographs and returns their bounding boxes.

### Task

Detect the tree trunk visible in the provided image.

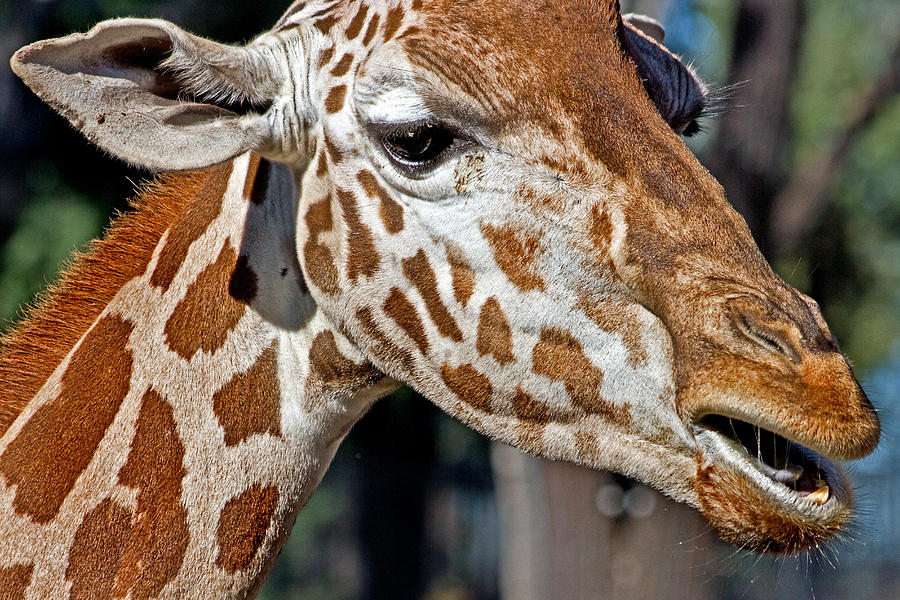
[492,445,717,600]
[706,0,806,247]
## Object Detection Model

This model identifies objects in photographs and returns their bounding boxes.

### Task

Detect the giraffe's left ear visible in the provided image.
[620,14,707,135]
[11,18,291,171]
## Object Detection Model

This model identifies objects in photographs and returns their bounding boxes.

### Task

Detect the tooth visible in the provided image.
[807,485,830,505]
[773,466,803,483]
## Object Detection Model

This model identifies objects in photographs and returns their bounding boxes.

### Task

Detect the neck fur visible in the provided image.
[0,152,390,598]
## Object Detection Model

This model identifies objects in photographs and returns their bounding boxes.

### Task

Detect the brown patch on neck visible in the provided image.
[402,249,463,342]
[532,328,631,427]
[0,165,232,438]
[383,5,406,41]
[65,389,189,599]
[306,330,381,399]
[336,188,380,282]
[330,53,354,76]
[313,14,340,35]
[383,287,430,355]
[216,484,280,573]
[303,195,341,295]
[0,564,33,600]
[441,363,493,413]
[356,306,416,374]
[481,223,545,292]
[324,85,347,114]
[476,297,515,364]
[150,161,233,291]
[346,3,369,39]
[112,390,189,597]
[577,297,649,368]
[0,315,134,523]
[213,342,282,446]
[316,45,335,70]
[362,13,381,46]
[164,244,247,360]
[510,387,548,423]
[324,134,344,164]
[357,170,405,234]
[446,245,475,307]
[66,499,134,600]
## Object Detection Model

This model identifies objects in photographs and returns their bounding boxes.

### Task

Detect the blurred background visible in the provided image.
[1,0,898,598]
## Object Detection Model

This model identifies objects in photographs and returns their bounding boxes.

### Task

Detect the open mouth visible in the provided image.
[696,414,838,508]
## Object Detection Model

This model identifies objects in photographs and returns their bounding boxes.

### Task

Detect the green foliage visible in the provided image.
[777,1,900,374]
[0,167,104,330]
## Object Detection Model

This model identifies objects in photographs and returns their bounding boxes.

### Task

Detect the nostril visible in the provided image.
[732,312,802,363]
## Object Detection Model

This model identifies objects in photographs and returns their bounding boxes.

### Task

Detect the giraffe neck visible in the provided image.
[0,153,393,599]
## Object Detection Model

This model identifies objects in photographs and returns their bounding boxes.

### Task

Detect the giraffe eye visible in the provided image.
[378,121,459,170]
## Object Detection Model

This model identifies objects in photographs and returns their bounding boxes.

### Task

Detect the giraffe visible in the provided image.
[2,0,880,597]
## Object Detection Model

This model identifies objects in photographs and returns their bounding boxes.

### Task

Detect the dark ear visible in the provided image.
[10,18,283,171]
[620,14,707,135]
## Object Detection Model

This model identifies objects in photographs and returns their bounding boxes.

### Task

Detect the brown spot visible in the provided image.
[515,422,547,453]
[164,244,247,360]
[362,13,381,46]
[306,331,381,398]
[356,306,416,374]
[411,0,423,9]
[313,14,339,35]
[0,315,134,523]
[336,188,380,282]
[574,430,601,464]
[303,196,340,295]
[510,387,549,423]
[229,255,258,305]
[213,342,282,446]
[481,223,545,292]
[315,148,329,178]
[316,45,334,70]
[150,162,232,291]
[402,250,463,342]
[345,4,368,39]
[441,363,493,412]
[589,204,613,254]
[476,297,515,364]
[324,85,347,114]
[383,287,429,355]
[66,390,189,600]
[0,564,33,600]
[383,5,405,41]
[330,53,354,76]
[532,328,630,426]
[357,170,404,234]
[66,499,133,600]
[577,297,648,368]
[446,245,475,307]
[243,153,262,200]
[324,134,344,164]
[248,158,271,206]
[112,390,190,599]
[216,484,280,573]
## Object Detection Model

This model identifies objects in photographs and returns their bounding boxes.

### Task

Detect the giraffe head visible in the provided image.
[12,0,879,554]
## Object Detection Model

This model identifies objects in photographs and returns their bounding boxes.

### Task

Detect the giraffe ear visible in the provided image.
[11,18,283,171]
[620,15,707,135]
